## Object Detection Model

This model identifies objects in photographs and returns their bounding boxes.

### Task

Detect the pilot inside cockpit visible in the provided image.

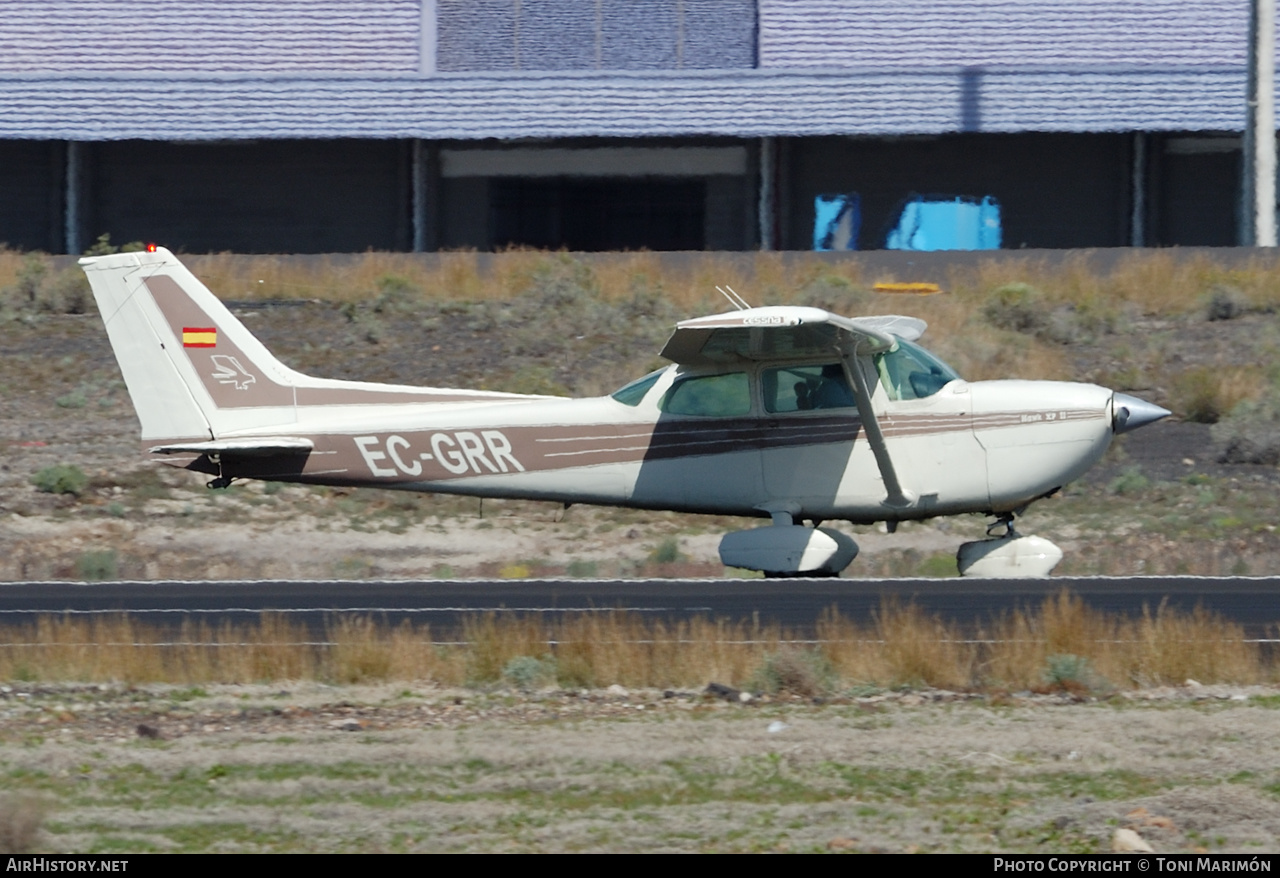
[793,380,811,410]
[810,363,856,409]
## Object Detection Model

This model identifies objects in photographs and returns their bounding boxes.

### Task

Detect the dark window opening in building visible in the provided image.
[1155,138,1241,247]
[491,179,706,250]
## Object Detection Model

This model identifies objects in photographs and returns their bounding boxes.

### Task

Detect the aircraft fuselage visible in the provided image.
[176,366,1115,525]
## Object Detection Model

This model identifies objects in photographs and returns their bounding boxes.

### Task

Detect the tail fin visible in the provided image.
[82,247,302,442]
[83,247,535,446]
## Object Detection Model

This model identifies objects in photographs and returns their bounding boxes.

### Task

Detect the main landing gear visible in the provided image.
[718,512,860,578]
[204,452,234,490]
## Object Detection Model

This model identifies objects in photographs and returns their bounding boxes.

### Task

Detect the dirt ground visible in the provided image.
[2,681,1279,853]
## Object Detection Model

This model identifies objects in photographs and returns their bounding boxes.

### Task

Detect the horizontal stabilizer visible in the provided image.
[149,438,314,457]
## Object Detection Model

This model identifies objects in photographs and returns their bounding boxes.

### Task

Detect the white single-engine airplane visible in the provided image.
[82,247,1169,578]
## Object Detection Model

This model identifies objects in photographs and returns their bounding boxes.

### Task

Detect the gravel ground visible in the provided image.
[2,682,1279,853]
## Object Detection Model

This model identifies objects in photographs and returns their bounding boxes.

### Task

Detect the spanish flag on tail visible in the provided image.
[182,327,217,348]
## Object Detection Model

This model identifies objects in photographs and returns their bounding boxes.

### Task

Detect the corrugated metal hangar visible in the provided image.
[0,1,1262,253]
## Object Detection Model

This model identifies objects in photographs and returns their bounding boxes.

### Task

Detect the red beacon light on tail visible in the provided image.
[145,243,157,253]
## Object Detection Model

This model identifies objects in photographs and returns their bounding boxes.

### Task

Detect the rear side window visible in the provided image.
[611,369,664,407]
[660,372,751,417]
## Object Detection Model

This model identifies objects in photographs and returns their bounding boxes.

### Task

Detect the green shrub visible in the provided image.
[648,537,682,564]
[1108,467,1150,496]
[82,232,146,256]
[3,255,46,310]
[1169,366,1254,424]
[38,269,94,315]
[55,390,87,409]
[1042,653,1109,695]
[1204,284,1250,321]
[31,464,88,496]
[501,655,558,692]
[1212,391,1280,465]
[75,550,118,581]
[566,559,599,577]
[371,274,421,314]
[916,553,958,578]
[983,282,1048,335]
[0,256,95,316]
[748,648,836,698]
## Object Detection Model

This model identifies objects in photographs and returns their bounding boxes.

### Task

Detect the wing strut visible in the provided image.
[838,340,915,510]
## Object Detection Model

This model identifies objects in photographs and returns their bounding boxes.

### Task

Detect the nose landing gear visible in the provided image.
[958,512,1062,578]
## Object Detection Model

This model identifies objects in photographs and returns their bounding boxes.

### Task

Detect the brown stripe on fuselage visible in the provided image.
[294,386,520,406]
[177,407,1103,487]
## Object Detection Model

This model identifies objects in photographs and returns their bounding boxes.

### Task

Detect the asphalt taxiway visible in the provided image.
[0,576,1278,637]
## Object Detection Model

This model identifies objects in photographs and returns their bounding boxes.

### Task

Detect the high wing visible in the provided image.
[661,305,923,510]
[659,306,926,367]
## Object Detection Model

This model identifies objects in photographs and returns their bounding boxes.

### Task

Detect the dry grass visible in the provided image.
[817,603,973,690]
[978,592,1261,690]
[8,246,1278,313]
[6,246,1275,390]
[0,595,1265,692]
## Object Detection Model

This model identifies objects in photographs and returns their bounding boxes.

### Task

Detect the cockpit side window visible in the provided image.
[610,369,665,407]
[762,363,857,413]
[874,338,961,401]
[659,372,751,417]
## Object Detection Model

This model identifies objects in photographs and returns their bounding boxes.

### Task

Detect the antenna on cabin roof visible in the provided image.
[716,285,752,311]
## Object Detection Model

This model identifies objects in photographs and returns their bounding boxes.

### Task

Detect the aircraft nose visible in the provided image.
[1111,392,1172,434]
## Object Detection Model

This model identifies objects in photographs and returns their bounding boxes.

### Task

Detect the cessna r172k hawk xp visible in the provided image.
[82,247,1169,578]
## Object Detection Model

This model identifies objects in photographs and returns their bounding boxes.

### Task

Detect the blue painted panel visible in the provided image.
[813,194,860,250]
[885,196,1002,251]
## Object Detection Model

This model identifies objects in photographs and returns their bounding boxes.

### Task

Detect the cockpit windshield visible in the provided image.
[874,338,961,400]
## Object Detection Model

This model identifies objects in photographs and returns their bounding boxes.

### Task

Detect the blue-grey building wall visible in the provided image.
[436,0,755,71]
[0,1,1259,252]
[758,0,1248,69]
[0,0,422,73]
[0,1,1261,138]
